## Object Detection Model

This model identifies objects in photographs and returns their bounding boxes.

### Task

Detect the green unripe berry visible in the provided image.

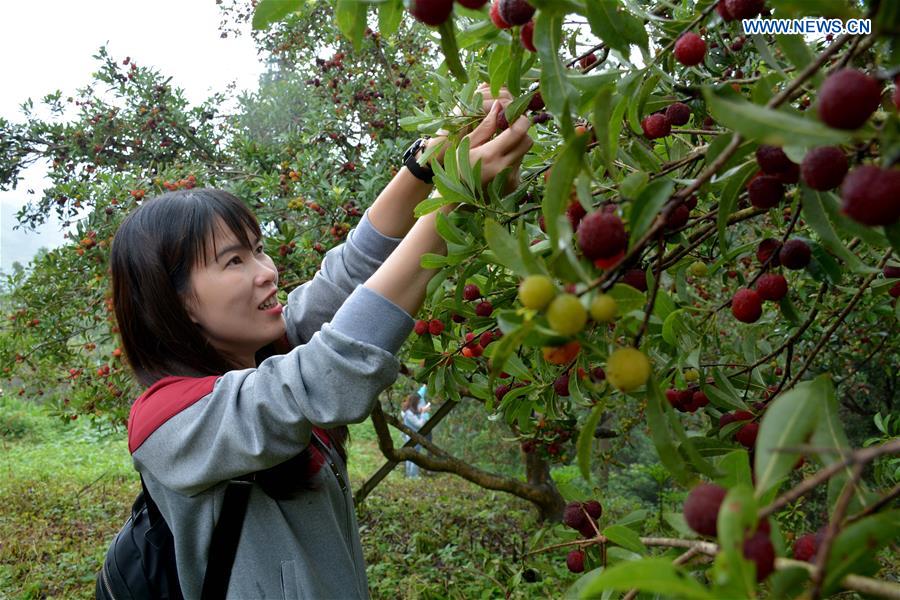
[546,294,587,336]
[518,275,556,310]
[606,347,651,392]
[689,261,709,277]
[684,368,700,383]
[590,294,617,322]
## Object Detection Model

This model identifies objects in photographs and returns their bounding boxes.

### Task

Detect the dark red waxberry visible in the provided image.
[666,203,691,230]
[779,239,811,270]
[817,69,882,130]
[756,238,782,267]
[736,421,759,448]
[414,320,429,335]
[566,200,587,230]
[584,500,602,520]
[720,410,754,428]
[774,162,800,185]
[716,0,735,21]
[743,531,776,581]
[409,0,454,26]
[579,52,598,70]
[725,0,764,19]
[489,0,512,28]
[577,212,627,260]
[755,273,788,301]
[793,533,818,562]
[641,113,671,139]
[475,301,493,317]
[756,145,794,175]
[553,373,570,396]
[665,102,692,126]
[691,391,709,410]
[528,91,544,112]
[531,112,552,124]
[732,288,763,323]
[840,166,900,227]
[566,549,585,573]
[622,269,648,292]
[498,0,535,26]
[801,146,848,191]
[464,283,481,300]
[563,501,587,530]
[684,483,727,537]
[674,33,707,66]
[748,175,785,209]
[884,266,900,279]
[495,384,511,402]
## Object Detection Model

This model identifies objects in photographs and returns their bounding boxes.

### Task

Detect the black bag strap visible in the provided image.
[139,475,252,600]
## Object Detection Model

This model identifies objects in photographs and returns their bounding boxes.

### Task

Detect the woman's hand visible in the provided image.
[425,83,516,165]
[465,100,533,186]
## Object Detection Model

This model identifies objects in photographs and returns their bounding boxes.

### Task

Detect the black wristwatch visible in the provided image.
[403,138,434,185]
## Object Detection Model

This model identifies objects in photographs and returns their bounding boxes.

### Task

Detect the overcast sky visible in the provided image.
[0,0,264,274]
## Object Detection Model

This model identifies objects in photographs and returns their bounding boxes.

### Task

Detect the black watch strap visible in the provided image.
[403,138,434,184]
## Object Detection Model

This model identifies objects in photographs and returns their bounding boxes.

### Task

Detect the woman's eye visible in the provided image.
[256,244,264,254]
[227,256,242,266]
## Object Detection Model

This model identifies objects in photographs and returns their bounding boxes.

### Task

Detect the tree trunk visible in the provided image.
[524,451,566,522]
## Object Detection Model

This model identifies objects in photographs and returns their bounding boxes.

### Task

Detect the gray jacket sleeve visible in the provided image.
[284,209,403,346]
[132,286,414,497]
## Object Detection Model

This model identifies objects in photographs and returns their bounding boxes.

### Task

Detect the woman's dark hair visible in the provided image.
[402,393,420,413]
[111,188,347,495]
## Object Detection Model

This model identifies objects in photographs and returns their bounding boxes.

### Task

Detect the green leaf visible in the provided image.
[378,0,404,38]
[714,485,758,596]
[750,34,786,77]
[414,195,457,217]
[619,171,649,199]
[584,1,629,53]
[822,510,900,595]
[754,377,825,497]
[484,218,528,277]
[602,525,647,555]
[703,86,850,146]
[577,401,605,481]
[485,322,534,399]
[252,0,302,30]
[661,309,695,352]
[335,1,367,49]
[542,132,588,249]
[488,44,511,98]
[801,188,865,271]
[435,212,469,246]
[607,283,646,315]
[718,160,758,253]
[535,13,577,115]
[456,136,476,194]
[715,450,753,488]
[590,85,616,171]
[437,20,468,82]
[629,178,674,247]
[819,191,889,248]
[885,221,900,258]
[578,558,715,599]
[776,35,820,85]
[645,377,692,486]
[628,73,660,137]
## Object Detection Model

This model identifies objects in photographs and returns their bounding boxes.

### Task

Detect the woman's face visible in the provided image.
[184,219,285,368]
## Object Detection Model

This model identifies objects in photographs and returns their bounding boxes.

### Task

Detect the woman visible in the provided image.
[400,393,430,478]
[110,91,531,598]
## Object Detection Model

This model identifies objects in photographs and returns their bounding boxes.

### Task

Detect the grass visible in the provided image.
[0,396,573,599]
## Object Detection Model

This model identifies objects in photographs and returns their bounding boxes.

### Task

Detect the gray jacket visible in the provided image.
[127,212,413,599]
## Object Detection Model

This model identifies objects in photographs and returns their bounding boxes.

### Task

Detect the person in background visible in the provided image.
[400,392,430,478]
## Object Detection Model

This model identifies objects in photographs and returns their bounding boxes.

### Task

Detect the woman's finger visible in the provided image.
[489,111,534,154]
[466,101,502,148]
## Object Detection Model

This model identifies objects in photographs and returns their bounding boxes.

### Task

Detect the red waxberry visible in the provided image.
[553,373,570,396]
[894,76,900,110]
[528,91,544,112]
[674,33,707,67]
[409,0,454,26]
[464,283,481,300]
[716,0,735,21]
[577,212,627,260]
[641,113,671,139]
[666,203,690,230]
[756,238,782,267]
[566,549,585,573]
[840,166,900,227]
[666,388,681,408]
[779,239,811,270]
[748,175,785,209]
[793,533,818,562]
[731,288,763,323]
[691,391,709,410]
[579,53,597,70]
[743,531,776,581]
[584,500,602,520]
[414,320,429,335]
[520,20,536,52]
[531,112,552,124]
[495,384,511,402]
[591,366,606,381]
[817,69,882,130]
[720,410,754,428]
[622,269,648,292]
[801,146,848,191]
[684,483,727,537]
[496,110,509,131]
[498,0,535,26]
[665,102,692,126]
[889,282,900,298]
[475,301,493,317]
[429,319,445,335]
[774,163,800,185]
[736,421,759,448]
[755,274,788,301]
[563,501,587,530]
[755,145,794,175]
[725,0,764,19]
[884,266,900,279]
[566,200,587,230]
[479,330,495,347]
[457,0,489,8]
[489,0,512,28]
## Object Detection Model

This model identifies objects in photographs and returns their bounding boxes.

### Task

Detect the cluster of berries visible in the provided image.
[665,386,710,413]
[561,499,603,573]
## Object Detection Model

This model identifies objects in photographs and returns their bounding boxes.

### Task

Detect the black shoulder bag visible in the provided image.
[96,476,252,600]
